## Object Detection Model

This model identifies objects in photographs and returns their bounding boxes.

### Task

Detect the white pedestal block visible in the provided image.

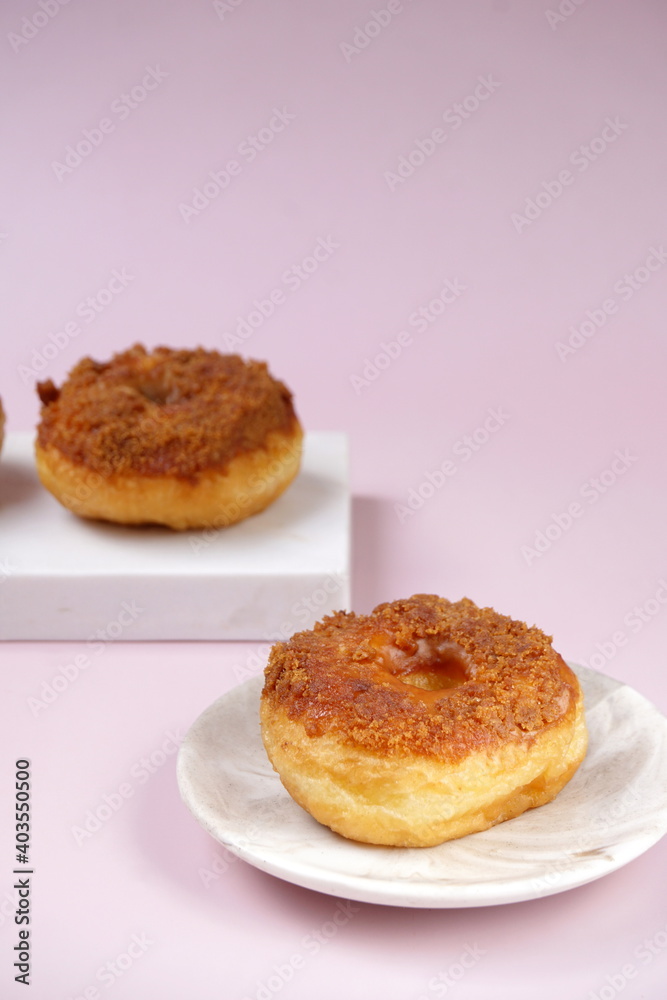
[0,432,350,640]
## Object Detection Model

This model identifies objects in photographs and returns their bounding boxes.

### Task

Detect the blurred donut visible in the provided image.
[35,344,302,529]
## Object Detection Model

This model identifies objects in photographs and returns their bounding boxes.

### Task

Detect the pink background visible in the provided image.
[2,0,667,996]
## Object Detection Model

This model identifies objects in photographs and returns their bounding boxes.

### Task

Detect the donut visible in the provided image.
[35,344,302,530]
[260,595,587,847]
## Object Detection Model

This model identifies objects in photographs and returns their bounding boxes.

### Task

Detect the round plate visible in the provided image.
[177,665,667,907]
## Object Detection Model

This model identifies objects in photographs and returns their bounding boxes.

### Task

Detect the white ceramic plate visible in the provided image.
[177,666,667,907]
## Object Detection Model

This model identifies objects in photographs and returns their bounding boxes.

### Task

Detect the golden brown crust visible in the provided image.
[36,344,299,481]
[35,423,303,529]
[262,595,580,762]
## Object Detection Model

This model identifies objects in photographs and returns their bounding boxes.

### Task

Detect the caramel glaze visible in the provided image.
[262,595,580,763]
[36,344,299,481]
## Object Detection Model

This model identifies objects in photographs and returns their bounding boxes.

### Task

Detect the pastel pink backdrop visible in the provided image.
[2,0,666,997]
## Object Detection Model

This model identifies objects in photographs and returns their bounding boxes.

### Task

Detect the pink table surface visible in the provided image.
[2,0,667,997]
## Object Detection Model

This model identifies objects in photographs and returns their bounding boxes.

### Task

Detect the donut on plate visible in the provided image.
[35,344,302,530]
[260,595,588,847]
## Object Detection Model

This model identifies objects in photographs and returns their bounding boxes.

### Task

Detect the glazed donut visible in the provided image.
[261,595,587,847]
[35,344,302,530]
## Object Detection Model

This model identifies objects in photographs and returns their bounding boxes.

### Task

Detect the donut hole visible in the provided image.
[137,382,172,406]
[383,639,471,692]
[402,648,470,691]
